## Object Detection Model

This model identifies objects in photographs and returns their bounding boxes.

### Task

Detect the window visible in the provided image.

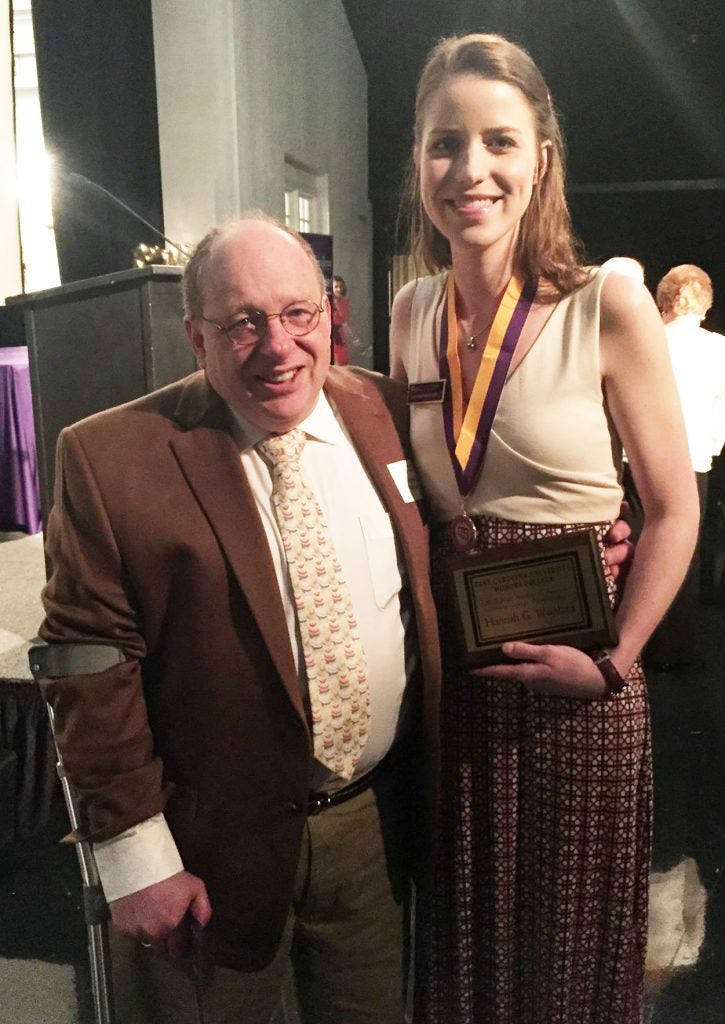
[298,194,311,232]
[284,157,328,234]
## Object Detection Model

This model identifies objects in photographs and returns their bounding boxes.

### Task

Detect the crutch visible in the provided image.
[29,640,126,1024]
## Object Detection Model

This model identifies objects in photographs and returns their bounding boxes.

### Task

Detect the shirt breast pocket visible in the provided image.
[358,513,402,609]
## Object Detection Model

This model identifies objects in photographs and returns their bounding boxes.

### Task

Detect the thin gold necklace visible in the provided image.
[461,318,493,350]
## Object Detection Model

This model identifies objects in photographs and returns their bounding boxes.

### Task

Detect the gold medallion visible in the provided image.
[450,513,478,553]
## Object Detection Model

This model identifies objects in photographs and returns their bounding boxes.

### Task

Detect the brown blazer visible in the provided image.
[39,367,441,970]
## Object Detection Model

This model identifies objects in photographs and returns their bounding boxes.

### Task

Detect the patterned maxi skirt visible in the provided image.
[414,517,652,1024]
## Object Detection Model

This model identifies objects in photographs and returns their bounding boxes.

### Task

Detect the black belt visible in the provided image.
[307,759,385,816]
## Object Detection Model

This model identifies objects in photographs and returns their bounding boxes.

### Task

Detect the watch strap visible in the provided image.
[590,648,626,696]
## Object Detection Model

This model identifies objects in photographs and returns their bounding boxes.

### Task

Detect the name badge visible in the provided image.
[407,380,446,405]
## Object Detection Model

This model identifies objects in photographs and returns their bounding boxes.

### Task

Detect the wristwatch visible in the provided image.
[590,648,627,696]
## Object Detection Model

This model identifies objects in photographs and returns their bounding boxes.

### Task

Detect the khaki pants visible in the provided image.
[111,774,411,1024]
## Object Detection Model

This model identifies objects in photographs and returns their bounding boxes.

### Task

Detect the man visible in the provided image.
[657,264,725,485]
[37,215,630,1023]
[38,215,440,1023]
[646,264,725,667]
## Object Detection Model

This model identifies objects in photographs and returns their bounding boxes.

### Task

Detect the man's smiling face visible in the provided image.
[185,220,331,434]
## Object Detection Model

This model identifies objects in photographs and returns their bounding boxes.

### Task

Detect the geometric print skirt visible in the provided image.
[414,517,652,1024]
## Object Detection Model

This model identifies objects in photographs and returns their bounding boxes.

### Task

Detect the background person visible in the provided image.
[644,263,725,668]
[601,255,645,283]
[331,273,353,365]
[390,32,698,1024]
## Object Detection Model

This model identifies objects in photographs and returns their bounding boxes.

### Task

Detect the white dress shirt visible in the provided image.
[665,317,725,472]
[94,392,414,901]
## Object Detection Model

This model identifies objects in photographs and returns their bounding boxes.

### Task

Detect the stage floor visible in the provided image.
[0,531,723,1022]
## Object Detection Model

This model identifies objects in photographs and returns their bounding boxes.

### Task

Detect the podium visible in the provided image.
[7,266,195,528]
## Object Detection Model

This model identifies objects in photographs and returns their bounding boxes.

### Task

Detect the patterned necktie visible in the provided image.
[258,429,370,780]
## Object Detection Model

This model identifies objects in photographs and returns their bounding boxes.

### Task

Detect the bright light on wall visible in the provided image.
[13,0,60,292]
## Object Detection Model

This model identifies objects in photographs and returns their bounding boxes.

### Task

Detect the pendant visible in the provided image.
[466,336,476,350]
[450,513,478,553]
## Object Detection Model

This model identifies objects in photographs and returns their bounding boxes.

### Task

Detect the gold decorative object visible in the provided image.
[132,242,191,268]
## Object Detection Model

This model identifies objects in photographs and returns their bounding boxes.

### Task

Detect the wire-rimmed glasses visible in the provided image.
[199,297,325,346]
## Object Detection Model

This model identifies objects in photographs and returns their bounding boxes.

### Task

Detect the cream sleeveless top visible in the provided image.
[403,267,623,524]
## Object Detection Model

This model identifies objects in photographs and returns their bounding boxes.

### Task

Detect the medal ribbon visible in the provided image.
[439,272,537,496]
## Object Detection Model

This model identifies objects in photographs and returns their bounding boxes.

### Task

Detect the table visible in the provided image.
[0,531,56,844]
[0,346,41,534]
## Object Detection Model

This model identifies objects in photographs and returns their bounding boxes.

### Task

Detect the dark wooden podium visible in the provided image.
[7,266,195,528]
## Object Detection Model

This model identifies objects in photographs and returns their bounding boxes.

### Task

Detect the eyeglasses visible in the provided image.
[199,297,326,346]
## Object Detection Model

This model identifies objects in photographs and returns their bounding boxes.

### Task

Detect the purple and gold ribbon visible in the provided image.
[439,272,537,496]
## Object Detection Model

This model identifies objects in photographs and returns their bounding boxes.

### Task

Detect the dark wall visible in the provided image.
[343,0,725,368]
[31,0,163,285]
[571,189,725,335]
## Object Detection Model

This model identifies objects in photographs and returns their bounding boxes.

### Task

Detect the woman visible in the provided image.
[331,274,352,365]
[390,33,699,1024]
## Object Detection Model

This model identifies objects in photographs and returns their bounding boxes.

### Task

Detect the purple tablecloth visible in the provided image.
[0,347,42,534]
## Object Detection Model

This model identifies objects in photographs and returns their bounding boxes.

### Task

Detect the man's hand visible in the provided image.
[109,870,212,958]
[603,504,634,581]
[474,642,615,699]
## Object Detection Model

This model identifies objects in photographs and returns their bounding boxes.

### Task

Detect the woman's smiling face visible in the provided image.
[417,74,549,265]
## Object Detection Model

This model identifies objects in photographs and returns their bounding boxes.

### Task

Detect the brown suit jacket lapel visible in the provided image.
[168,375,304,723]
[325,368,429,589]
[165,369,429,732]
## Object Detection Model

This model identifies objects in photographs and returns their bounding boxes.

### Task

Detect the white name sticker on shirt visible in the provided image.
[387,460,423,504]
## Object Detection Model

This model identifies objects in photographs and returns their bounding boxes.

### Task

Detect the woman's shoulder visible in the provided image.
[598,266,656,330]
[549,265,650,326]
[390,273,446,380]
[594,266,666,360]
[392,272,446,318]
